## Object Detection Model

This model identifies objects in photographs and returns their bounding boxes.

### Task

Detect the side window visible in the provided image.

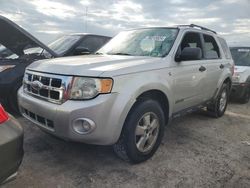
[218,37,232,59]
[177,32,203,61]
[77,36,107,53]
[203,34,220,59]
[180,32,202,50]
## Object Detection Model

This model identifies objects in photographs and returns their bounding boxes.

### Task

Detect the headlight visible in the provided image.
[0,65,15,72]
[69,77,113,99]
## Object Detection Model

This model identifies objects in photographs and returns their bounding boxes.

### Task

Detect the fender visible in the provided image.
[105,72,173,144]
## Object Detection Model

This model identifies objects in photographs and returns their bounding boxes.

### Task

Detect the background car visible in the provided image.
[230,47,250,103]
[0,104,23,184]
[0,15,111,112]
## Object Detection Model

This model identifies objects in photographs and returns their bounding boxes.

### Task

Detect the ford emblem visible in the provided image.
[30,80,43,91]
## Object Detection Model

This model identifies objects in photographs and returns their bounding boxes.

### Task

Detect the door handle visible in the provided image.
[220,64,224,69]
[199,66,206,72]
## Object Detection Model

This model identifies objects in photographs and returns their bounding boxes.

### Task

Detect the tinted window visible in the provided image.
[230,48,250,66]
[218,37,232,59]
[77,36,109,53]
[203,34,220,59]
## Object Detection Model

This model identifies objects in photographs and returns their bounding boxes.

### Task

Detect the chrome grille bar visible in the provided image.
[23,70,73,104]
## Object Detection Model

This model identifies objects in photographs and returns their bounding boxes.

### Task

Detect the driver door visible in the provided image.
[172,32,207,113]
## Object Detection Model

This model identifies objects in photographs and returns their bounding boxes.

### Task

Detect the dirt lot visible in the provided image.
[2,102,250,188]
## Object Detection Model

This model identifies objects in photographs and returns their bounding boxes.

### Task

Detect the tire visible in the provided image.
[239,87,250,104]
[207,83,229,118]
[113,99,165,164]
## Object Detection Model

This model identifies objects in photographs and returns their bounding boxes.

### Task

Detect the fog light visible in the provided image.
[72,118,96,134]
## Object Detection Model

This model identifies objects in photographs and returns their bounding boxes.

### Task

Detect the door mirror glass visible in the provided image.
[176,47,202,62]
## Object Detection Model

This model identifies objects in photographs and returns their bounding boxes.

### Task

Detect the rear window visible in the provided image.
[230,47,250,66]
[218,37,232,59]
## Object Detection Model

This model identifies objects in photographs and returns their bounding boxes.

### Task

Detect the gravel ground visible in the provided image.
[2,102,250,188]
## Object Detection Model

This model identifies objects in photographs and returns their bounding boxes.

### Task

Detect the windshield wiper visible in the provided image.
[109,52,132,56]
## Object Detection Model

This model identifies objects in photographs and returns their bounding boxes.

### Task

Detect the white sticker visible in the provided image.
[144,36,167,42]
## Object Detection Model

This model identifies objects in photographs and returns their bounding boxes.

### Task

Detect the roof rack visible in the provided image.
[177,24,217,34]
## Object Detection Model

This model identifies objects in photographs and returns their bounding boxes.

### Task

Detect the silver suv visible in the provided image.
[18,24,234,163]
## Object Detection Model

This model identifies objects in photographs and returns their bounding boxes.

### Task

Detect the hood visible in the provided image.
[27,55,159,77]
[0,15,58,57]
[234,66,250,73]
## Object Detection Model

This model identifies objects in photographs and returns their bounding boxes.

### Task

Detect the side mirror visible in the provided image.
[175,47,202,62]
[73,47,90,55]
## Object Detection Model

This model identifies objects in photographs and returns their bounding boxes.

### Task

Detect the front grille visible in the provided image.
[23,108,54,131]
[23,70,72,104]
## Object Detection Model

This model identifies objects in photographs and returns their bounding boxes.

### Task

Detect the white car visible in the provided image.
[18,25,234,163]
[230,47,250,103]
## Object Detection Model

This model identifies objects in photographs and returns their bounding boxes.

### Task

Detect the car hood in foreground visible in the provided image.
[0,15,57,57]
[27,55,161,77]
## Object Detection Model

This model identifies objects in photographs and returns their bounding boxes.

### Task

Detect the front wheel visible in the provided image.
[207,83,229,118]
[113,99,165,164]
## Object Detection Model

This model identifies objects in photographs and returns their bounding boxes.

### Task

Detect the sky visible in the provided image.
[0,0,250,45]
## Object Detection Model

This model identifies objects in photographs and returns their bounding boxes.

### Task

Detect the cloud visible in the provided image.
[29,0,77,19]
[0,0,249,45]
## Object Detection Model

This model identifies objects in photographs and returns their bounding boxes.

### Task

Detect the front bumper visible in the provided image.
[230,83,250,99]
[0,115,24,183]
[18,88,120,145]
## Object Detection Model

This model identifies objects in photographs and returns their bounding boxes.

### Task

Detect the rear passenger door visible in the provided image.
[172,32,207,112]
[201,34,223,100]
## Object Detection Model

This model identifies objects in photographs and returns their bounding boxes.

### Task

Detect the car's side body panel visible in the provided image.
[0,115,24,183]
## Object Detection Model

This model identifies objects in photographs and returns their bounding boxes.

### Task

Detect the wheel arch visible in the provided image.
[223,77,232,91]
[135,89,170,124]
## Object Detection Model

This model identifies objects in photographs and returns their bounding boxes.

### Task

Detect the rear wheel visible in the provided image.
[207,83,229,118]
[113,99,165,164]
[239,87,250,104]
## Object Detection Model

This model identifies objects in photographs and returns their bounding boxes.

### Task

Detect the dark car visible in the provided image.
[0,15,111,112]
[0,104,23,184]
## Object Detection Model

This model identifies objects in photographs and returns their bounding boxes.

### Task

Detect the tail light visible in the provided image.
[0,104,9,124]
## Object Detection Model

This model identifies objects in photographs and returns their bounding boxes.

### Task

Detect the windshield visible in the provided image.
[0,45,12,58]
[230,47,250,66]
[98,28,178,57]
[3,35,82,59]
[5,47,51,59]
[48,35,81,55]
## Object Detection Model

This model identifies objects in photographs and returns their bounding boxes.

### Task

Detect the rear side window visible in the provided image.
[203,34,220,59]
[218,37,232,59]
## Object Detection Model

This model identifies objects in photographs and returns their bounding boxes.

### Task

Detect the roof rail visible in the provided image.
[178,24,217,34]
